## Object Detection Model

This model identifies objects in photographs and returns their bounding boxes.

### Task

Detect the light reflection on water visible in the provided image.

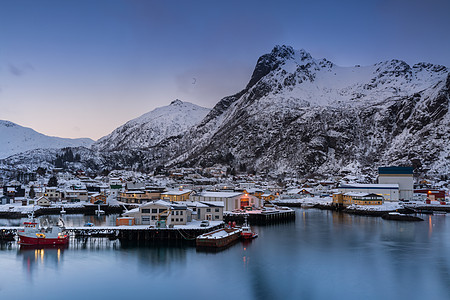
[0,209,449,300]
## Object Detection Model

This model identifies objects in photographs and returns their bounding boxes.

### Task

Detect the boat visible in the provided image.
[95,204,105,215]
[381,212,424,222]
[196,227,242,248]
[301,203,315,209]
[17,213,69,246]
[240,216,258,239]
[60,206,66,214]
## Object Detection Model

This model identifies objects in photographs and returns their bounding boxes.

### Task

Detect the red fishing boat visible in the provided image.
[240,216,258,239]
[17,213,69,246]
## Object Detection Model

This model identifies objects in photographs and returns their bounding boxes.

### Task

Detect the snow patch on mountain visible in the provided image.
[0,120,94,159]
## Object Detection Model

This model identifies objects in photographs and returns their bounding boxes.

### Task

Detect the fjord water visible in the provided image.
[1,209,449,300]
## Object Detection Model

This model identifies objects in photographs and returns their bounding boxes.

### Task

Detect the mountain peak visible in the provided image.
[93,100,210,151]
[170,99,183,106]
[271,45,295,59]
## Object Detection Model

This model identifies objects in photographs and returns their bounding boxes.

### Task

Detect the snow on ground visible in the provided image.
[273,196,333,206]
[346,202,403,212]
[274,196,410,212]
[0,202,88,213]
[114,220,223,230]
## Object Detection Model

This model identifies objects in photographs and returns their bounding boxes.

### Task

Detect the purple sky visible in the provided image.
[1,0,449,140]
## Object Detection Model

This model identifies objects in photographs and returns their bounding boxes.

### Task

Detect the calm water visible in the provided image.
[1,209,449,300]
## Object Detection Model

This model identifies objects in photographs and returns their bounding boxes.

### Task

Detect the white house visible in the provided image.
[123,200,190,226]
[190,191,261,211]
[378,166,414,200]
[177,201,224,221]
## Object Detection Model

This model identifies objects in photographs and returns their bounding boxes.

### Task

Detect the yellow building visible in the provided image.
[332,193,344,205]
[118,189,163,204]
[261,193,276,201]
[343,192,384,206]
[160,189,192,202]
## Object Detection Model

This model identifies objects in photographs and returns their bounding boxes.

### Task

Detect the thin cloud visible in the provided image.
[8,63,34,76]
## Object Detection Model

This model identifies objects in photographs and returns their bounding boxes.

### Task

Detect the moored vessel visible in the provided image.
[240,216,258,239]
[17,213,69,246]
[381,212,424,222]
[196,227,242,248]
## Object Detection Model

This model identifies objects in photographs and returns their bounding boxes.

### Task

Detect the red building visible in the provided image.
[414,189,445,202]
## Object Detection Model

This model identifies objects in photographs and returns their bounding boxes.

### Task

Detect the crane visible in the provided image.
[156,208,172,228]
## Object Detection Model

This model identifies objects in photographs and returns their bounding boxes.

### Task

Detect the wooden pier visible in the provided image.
[0,223,224,244]
[224,208,295,225]
[0,205,124,219]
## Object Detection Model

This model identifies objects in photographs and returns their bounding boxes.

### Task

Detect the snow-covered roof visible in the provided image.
[344,192,383,198]
[261,193,274,197]
[123,207,139,215]
[199,201,224,207]
[196,191,243,198]
[126,190,145,194]
[246,188,264,193]
[161,189,192,196]
[340,183,399,189]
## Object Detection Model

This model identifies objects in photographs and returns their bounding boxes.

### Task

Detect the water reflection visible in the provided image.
[18,245,67,277]
[0,209,449,300]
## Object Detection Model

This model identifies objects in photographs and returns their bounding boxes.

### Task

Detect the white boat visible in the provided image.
[95,204,105,215]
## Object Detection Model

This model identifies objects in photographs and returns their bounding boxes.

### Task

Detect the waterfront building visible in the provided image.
[338,183,399,201]
[414,189,446,202]
[378,166,414,200]
[189,191,261,211]
[333,192,383,207]
[177,201,224,221]
[118,188,163,204]
[160,189,192,202]
[343,192,384,206]
[332,192,344,206]
[123,200,190,226]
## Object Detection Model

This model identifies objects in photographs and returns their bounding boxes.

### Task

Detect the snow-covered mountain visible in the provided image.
[0,120,94,159]
[93,100,210,151]
[150,45,449,176]
[2,46,448,177]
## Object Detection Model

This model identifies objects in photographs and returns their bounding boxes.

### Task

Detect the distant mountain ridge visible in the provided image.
[93,100,211,152]
[1,46,449,177]
[0,120,94,159]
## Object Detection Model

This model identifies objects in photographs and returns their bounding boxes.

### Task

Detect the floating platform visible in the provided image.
[381,212,424,222]
[196,227,242,248]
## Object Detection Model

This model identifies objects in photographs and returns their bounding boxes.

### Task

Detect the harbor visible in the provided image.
[1,208,449,300]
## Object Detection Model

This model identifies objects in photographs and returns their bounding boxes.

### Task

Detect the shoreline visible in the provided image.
[272,198,450,217]
[0,204,124,219]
